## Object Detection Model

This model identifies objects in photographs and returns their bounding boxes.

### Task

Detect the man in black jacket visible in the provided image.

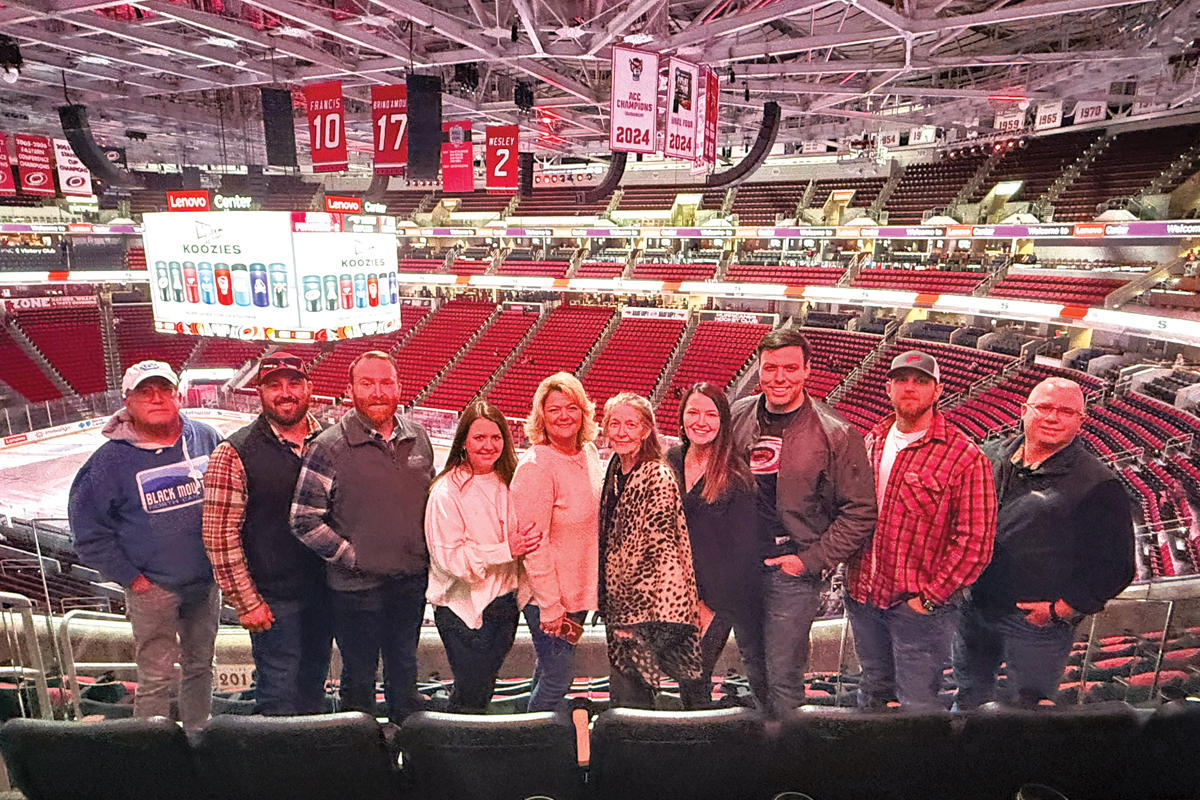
[202,353,331,715]
[953,377,1135,708]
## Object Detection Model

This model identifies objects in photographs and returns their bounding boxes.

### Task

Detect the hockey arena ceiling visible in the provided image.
[0,0,1198,166]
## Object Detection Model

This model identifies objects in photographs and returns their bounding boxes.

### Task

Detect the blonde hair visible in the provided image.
[602,392,664,466]
[524,372,598,448]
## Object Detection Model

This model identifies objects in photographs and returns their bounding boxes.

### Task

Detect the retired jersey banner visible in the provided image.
[53,138,92,196]
[485,125,519,193]
[610,46,659,154]
[0,133,14,196]
[441,120,473,194]
[14,134,54,196]
[370,84,407,175]
[664,58,699,161]
[304,81,348,173]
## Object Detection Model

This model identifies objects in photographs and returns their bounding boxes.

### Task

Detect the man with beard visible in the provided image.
[202,353,332,715]
[954,377,1134,708]
[291,350,434,723]
[844,351,996,710]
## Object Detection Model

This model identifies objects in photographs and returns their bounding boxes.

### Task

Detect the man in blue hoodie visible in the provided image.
[69,361,223,730]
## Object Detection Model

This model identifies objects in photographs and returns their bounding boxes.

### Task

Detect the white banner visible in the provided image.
[993,110,1026,132]
[909,126,938,145]
[664,58,699,161]
[610,46,660,154]
[52,139,92,197]
[1071,100,1107,124]
[1034,100,1063,131]
[878,130,900,148]
[801,140,825,154]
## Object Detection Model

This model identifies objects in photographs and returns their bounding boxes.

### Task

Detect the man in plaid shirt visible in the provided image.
[845,351,996,710]
[202,353,331,715]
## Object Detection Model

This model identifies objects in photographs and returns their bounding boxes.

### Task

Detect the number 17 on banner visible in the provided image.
[371,84,408,176]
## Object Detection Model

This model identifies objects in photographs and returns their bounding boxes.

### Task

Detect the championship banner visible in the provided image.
[0,133,14,196]
[1034,100,1063,132]
[664,58,699,161]
[14,134,54,196]
[993,110,1025,133]
[485,125,519,193]
[441,120,473,194]
[53,138,92,196]
[304,81,348,173]
[703,66,718,164]
[371,84,407,175]
[610,46,659,154]
[1071,100,1107,125]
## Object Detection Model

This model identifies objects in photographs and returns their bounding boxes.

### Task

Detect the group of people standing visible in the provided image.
[67,325,1137,731]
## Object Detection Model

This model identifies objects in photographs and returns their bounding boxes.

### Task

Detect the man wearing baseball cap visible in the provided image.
[844,350,996,710]
[202,352,332,715]
[68,360,223,730]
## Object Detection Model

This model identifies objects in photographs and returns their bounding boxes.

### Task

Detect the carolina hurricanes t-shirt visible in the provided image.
[750,401,803,560]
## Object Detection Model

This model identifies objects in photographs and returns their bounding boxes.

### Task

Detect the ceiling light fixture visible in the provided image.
[622,33,654,45]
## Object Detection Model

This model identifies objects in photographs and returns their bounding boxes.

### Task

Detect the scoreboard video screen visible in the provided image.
[142,211,401,341]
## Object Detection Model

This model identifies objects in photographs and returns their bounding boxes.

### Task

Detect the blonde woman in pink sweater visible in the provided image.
[511,372,603,712]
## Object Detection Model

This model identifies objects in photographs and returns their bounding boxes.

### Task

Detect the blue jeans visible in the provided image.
[331,572,428,723]
[522,604,584,712]
[845,594,960,711]
[952,600,1078,709]
[435,593,519,713]
[249,590,334,715]
[762,569,823,718]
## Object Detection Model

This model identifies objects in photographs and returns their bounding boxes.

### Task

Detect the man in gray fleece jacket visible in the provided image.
[290,351,434,723]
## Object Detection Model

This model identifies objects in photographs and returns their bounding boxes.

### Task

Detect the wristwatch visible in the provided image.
[920,596,938,613]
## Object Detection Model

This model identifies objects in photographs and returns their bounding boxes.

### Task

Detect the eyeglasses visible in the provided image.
[1024,402,1083,419]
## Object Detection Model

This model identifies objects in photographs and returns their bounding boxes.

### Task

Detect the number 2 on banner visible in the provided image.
[311,112,342,150]
[493,147,510,177]
[376,113,407,151]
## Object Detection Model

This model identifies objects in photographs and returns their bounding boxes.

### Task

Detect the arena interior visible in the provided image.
[1,0,1200,797]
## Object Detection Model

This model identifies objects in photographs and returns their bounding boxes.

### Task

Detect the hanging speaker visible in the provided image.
[705,102,780,189]
[406,74,442,180]
[260,88,298,168]
[518,152,534,198]
[57,104,144,189]
[581,152,626,205]
[364,172,390,203]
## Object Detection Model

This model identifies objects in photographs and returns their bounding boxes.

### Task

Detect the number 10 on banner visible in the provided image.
[305,81,349,173]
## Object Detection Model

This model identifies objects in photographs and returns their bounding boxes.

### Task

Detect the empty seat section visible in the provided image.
[802,328,881,400]
[487,304,616,418]
[515,186,613,216]
[382,190,430,218]
[186,338,269,371]
[382,300,495,406]
[724,263,844,285]
[443,191,513,214]
[990,272,1127,306]
[851,267,984,294]
[112,304,197,372]
[968,130,1096,204]
[618,184,706,212]
[423,307,540,411]
[305,303,433,400]
[583,317,686,416]
[576,261,626,278]
[496,260,571,278]
[730,181,805,225]
[398,258,445,273]
[450,258,490,276]
[884,155,988,224]
[0,327,62,402]
[656,320,771,434]
[631,262,715,281]
[11,305,108,394]
[809,177,887,208]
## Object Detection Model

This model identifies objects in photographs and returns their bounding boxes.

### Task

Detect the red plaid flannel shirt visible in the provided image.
[846,411,996,607]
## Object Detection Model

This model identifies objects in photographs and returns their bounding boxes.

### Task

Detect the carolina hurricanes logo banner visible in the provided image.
[15,134,54,196]
[610,46,660,154]
[371,84,407,175]
[305,81,348,173]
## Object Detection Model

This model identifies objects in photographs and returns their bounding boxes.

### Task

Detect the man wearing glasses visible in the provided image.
[953,377,1135,708]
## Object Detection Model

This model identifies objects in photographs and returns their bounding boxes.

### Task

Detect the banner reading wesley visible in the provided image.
[53,138,92,197]
[0,133,13,197]
[664,58,699,161]
[305,81,348,173]
[292,230,400,338]
[142,211,298,336]
[610,46,660,154]
[371,84,407,175]
[441,120,474,194]
[15,134,54,196]
[485,125,519,193]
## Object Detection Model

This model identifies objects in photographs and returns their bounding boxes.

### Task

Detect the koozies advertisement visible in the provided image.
[142,212,400,340]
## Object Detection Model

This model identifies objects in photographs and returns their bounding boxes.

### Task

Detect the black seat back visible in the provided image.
[396,711,583,800]
[1137,699,1200,800]
[192,712,398,800]
[0,717,209,800]
[589,707,768,800]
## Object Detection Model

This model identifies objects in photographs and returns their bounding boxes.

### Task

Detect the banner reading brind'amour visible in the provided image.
[304,81,348,173]
[371,84,407,175]
[610,46,660,154]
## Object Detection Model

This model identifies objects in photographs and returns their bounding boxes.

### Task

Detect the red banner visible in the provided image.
[441,120,473,194]
[370,84,407,176]
[0,133,14,196]
[15,134,55,196]
[304,81,348,173]
[703,67,718,166]
[485,125,519,194]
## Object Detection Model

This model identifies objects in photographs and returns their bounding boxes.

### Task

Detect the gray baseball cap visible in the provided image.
[887,350,940,382]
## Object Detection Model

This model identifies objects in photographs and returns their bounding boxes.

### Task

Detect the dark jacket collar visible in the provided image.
[996,434,1083,477]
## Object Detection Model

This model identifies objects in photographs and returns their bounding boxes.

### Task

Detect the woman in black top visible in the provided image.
[666,383,768,709]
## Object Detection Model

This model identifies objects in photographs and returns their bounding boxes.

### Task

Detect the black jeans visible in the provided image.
[697,609,769,710]
[434,592,519,713]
